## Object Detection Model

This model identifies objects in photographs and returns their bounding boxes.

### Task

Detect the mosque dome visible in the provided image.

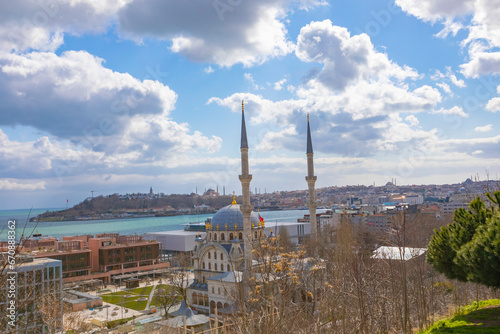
[210,204,259,231]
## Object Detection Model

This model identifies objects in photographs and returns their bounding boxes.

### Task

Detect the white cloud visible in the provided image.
[460,52,500,77]
[209,21,444,157]
[0,50,177,141]
[295,20,419,91]
[274,78,287,90]
[395,0,474,22]
[204,66,214,74]
[396,0,500,78]
[486,97,500,112]
[244,73,264,90]
[117,0,328,67]
[430,106,469,117]
[436,82,452,94]
[0,179,46,191]
[405,115,420,126]
[0,0,127,53]
[474,124,492,132]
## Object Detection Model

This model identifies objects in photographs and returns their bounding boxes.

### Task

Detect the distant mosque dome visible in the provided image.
[210,204,259,231]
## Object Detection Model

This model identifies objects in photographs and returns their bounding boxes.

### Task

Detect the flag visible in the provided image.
[259,214,264,223]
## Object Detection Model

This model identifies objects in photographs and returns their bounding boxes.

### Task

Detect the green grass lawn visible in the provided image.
[101,284,174,311]
[419,299,500,333]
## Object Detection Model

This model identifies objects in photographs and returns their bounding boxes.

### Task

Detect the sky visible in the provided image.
[1,0,500,210]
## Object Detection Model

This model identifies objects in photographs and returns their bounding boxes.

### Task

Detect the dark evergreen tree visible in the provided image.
[426,191,500,288]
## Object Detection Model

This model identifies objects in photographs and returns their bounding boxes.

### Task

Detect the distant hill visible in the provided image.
[33,193,237,221]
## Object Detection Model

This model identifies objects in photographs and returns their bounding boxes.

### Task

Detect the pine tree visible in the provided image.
[426,191,500,288]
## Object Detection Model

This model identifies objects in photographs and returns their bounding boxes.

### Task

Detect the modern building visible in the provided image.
[0,254,63,333]
[3,234,168,284]
[441,201,469,215]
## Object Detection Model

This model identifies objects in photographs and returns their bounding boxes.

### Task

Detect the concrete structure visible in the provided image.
[1,255,63,333]
[305,114,318,238]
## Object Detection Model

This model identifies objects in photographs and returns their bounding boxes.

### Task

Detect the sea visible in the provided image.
[0,208,324,241]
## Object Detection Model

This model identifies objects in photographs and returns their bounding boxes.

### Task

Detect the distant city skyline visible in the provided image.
[1,1,499,209]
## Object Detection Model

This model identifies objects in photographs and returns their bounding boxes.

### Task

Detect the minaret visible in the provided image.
[239,100,253,273]
[306,114,317,238]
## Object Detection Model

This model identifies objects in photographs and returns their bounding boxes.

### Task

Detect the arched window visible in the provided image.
[230,233,234,240]
[205,294,209,307]
[220,253,223,261]
[198,293,203,306]
[214,252,217,260]
[254,231,257,239]
[215,263,217,271]
[209,263,211,270]
[208,252,211,259]
[239,233,243,240]
[202,262,205,269]
[214,233,217,241]
[192,292,198,305]
[221,233,225,241]
[227,264,230,271]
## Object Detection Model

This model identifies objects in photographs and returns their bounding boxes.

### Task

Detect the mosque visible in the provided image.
[187,101,317,315]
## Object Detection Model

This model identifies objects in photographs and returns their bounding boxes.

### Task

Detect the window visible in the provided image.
[212,287,214,294]
[218,287,220,295]
[214,234,217,241]
[209,263,211,270]
[220,253,223,261]
[202,262,205,269]
[221,233,225,241]
[227,264,230,271]
[215,263,217,271]
[239,233,243,240]
[208,252,211,259]
[192,292,198,305]
[230,233,234,240]
[214,252,217,260]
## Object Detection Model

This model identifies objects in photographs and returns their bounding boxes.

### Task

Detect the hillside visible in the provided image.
[33,193,235,221]
[419,299,500,333]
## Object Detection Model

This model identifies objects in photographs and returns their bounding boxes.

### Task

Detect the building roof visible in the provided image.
[209,204,259,231]
[207,270,243,283]
[372,246,426,261]
[160,307,210,328]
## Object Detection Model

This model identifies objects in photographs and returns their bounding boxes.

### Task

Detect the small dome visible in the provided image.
[210,204,259,231]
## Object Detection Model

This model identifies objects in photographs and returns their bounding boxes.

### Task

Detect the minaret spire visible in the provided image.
[239,100,253,275]
[241,100,248,149]
[306,113,317,238]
